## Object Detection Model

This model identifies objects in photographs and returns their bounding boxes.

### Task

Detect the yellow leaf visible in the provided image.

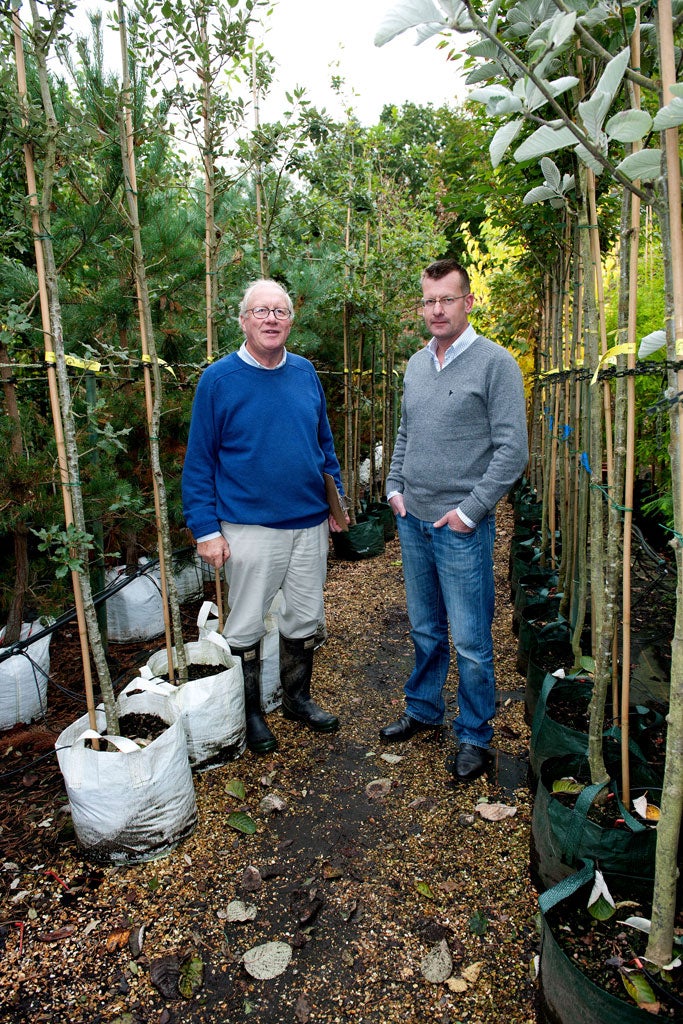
[105,927,130,952]
[446,976,468,993]
[462,962,484,984]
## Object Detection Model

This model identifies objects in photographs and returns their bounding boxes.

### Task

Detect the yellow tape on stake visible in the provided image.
[590,342,636,385]
[140,354,176,378]
[65,355,101,372]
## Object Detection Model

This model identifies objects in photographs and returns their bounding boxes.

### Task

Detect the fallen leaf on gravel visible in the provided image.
[178,952,204,998]
[365,778,392,799]
[105,927,130,952]
[414,879,436,900]
[225,779,246,800]
[241,865,262,891]
[462,961,484,983]
[228,811,257,834]
[446,976,468,993]
[223,900,258,922]
[150,953,181,1000]
[242,940,292,979]
[295,991,312,1022]
[475,802,517,821]
[322,863,343,880]
[380,753,403,764]
[128,924,145,957]
[468,910,489,935]
[409,796,435,809]
[36,925,76,942]
[260,793,287,814]
[420,939,453,983]
[339,900,358,921]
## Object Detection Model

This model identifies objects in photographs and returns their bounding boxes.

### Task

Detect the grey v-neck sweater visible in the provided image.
[386,335,528,525]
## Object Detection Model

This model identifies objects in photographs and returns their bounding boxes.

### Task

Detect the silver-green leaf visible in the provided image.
[374,0,447,46]
[514,124,577,162]
[615,148,662,182]
[605,109,653,143]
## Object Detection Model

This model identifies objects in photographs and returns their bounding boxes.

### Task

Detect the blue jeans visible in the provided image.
[396,511,496,748]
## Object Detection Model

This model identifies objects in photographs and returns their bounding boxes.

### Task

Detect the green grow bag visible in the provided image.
[537,862,660,1024]
[365,501,396,541]
[331,517,385,561]
[516,602,563,675]
[512,571,559,635]
[529,672,593,779]
[531,749,661,894]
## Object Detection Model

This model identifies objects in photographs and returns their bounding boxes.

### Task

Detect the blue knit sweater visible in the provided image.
[182,352,343,538]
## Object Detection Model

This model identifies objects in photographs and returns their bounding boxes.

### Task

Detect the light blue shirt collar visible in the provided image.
[427,323,477,370]
[238,341,287,369]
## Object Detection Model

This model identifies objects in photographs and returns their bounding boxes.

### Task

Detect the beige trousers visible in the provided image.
[219,521,328,647]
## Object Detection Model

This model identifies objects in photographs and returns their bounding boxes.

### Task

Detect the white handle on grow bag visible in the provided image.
[124,674,177,697]
[205,630,231,654]
[197,601,219,630]
[73,728,140,754]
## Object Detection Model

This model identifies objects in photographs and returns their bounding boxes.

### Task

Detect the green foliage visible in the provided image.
[32,523,95,578]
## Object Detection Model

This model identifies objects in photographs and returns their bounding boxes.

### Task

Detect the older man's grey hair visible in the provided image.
[239,279,295,320]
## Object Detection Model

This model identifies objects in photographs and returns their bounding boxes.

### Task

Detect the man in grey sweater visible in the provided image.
[380,258,528,781]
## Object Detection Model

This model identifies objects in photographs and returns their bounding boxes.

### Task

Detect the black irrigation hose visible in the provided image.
[0,748,59,782]
[0,546,200,666]
[0,549,204,784]
[0,646,156,787]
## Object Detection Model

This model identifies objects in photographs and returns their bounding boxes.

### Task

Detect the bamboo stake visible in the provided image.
[252,46,267,278]
[12,2,100,738]
[214,568,224,633]
[201,14,217,361]
[646,0,683,968]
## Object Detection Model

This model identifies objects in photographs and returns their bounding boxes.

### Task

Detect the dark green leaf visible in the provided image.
[227,811,257,834]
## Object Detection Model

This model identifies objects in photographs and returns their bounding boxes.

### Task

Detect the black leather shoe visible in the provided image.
[450,743,491,781]
[379,714,440,744]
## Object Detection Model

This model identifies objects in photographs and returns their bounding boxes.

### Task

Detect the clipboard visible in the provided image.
[324,473,349,531]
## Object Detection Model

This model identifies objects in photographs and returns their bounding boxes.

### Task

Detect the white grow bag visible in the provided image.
[134,632,246,769]
[0,621,52,731]
[56,688,197,865]
[105,556,205,644]
[104,566,165,643]
[197,598,282,713]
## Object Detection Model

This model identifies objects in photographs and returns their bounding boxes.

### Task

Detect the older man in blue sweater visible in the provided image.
[182,279,346,755]
[380,258,528,781]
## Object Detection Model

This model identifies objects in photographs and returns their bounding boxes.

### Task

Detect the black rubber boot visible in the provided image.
[279,634,339,733]
[232,641,278,755]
